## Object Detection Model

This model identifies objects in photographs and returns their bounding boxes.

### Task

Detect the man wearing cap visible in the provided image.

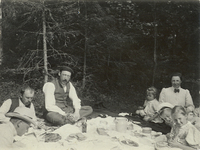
[43,66,93,126]
[159,72,194,108]
[0,106,36,148]
[0,85,37,123]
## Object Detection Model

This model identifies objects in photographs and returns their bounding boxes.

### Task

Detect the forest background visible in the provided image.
[0,0,199,117]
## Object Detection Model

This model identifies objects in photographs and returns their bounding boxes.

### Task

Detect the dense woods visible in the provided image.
[0,0,199,114]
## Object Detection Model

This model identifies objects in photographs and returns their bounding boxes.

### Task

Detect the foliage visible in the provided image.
[1,0,199,112]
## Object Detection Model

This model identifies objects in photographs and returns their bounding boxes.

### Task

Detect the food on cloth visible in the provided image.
[110,146,122,150]
[132,131,147,137]
[67,133,87,141]
[155,141,169,147]
[44,133,61,142]
[151,131,162,138]
[76,133,87,141]
[96,128,109,135]
[142,127,152,134]
[121,139,139,147]
[127,124,134,130]
[68,133,77,138]
[111,137,119,142]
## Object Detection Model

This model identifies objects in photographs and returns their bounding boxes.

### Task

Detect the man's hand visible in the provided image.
[73,109,80,121]
[65,113,75,124]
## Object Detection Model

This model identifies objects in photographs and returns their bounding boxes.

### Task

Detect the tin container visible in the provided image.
[115,117,128,133]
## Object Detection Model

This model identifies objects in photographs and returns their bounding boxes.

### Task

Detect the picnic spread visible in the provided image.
[13,114,182,150]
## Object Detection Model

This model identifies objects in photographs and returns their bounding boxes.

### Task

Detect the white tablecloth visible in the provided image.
[14,116,180,150]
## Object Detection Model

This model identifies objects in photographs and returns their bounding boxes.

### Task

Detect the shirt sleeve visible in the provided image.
[0,99,12,114]
[185,125,200,148]
[43,82,66,115]
[68,82,81,110]
[185,89,194,107]
[0,124,15,148]
[159,88,166,103]
[153,100,160,112]
[143,100,147,107]
[30,103,37,122]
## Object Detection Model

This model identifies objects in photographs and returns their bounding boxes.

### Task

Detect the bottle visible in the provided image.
[82,118,87,133]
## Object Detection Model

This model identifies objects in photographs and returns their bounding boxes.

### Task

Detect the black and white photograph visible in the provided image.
[0,0,199,149]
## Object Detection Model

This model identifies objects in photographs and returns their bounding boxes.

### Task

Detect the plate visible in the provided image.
[132,121,141,124]
[121,139,139,147]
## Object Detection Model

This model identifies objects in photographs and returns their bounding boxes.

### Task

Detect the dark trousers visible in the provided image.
[45,106,93,126]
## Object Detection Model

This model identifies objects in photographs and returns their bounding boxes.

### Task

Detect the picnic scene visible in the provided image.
[0,0,199,150]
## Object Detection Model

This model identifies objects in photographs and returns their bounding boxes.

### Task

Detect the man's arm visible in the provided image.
[168,141,196,150]
[0,99,12,122]
[30,103,37,121]
[43,82,66,115]
[68,82,81,110]
[68,82,81,120]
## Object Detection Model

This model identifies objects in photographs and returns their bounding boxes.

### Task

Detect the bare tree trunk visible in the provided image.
[152,1,157,86]
[42,6,48,83]
[82,2,87,89]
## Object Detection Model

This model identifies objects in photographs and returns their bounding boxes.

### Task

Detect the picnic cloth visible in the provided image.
[13,115,177,150]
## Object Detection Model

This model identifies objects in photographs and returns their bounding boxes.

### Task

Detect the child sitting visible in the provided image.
[185,104,195,120]
[167,106,200,150]
[136,86,161,122]
[159,107,174,127]
[194,106,200,117]
[185,105,200,131]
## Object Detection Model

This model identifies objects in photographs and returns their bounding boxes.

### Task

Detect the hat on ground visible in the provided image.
[6,106,36,126]
[157,102,174,114]
[58,66,74,74]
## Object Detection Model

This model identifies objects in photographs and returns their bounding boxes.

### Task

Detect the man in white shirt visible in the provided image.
[0,85,37,122]
[43,66,93,126]
[159,72,194,108]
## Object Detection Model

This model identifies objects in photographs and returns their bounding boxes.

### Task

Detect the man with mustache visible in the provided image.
[159,72,194,108]
[43,66,93,126]
[0,85,37,122]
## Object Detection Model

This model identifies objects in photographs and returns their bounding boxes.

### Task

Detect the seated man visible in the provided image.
[0,85,37,122]
[0,106,36,148]
[43,65,93,126]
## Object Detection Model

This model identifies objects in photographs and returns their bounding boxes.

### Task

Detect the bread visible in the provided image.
[96,128,108,136]
[67,133,87,141]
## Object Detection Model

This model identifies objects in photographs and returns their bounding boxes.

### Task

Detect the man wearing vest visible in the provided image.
[0,85,37,123]
[43,66,93,126]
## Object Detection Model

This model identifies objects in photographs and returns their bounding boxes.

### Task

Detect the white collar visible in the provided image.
[171,86,181,90]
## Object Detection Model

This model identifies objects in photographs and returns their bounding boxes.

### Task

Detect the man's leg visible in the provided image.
[79,106,93,118]
[45,111,73,126]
